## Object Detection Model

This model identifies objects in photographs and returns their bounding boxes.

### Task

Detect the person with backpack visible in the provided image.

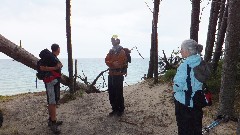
[173,39,204,135]
[105,36,127,117]
[38,44,63,134]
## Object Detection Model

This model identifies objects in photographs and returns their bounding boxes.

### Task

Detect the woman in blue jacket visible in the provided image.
[173,39,203,135]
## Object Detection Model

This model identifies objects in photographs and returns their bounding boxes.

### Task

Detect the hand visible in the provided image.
[57,63,63,68]
[55,63,62,70]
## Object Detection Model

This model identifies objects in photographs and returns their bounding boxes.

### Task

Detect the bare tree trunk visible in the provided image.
[190,0,201,42]
[74,59,77,92]
[0,34,99,93]
[216,0,227,31]
[218,0,240,118]
[204,0,221,62]
[212,2,228,73]
[153,0,160,84]
[147,33,154,78]
[66,0,74,94]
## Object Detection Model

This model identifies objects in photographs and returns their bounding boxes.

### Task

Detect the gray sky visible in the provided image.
[0,0,211,59]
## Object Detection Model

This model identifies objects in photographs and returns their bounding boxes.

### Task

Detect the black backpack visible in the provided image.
[192,60,213,107]
[193,60,212,83]
[123,48,131,63]
[36,49,57,80]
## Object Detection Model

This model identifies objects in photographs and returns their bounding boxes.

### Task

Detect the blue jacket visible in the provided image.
[173,54,203,107]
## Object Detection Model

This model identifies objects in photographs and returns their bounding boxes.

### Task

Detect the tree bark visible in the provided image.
[216,0,227,31]
[153,0,160,84]
[204,0,221,62]
[218,0,240,118]
[147,0,160,80]
[66,0,74,94]
[190,0,201,42]
[212,2,228,73]
[0,34,99,93]
[147,33,154,78]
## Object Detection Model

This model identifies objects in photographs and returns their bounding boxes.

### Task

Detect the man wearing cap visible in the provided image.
[105,36,127,116]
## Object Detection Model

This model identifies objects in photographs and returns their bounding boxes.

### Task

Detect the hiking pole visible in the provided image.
[202,115,229,134]
[35,77,38,89]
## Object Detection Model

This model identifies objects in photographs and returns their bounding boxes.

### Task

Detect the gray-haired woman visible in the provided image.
[173,39,204,135]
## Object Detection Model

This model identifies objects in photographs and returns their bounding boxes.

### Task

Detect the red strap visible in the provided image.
[43,71,61,83]
[205,92,212,102]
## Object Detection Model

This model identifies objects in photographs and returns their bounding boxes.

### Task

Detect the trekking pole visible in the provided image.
[35,77,38,89]
[202,115,229,134]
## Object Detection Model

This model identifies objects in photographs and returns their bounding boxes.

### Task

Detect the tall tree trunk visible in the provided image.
[147,31,154,78]
[190,0,201,42]
[153,0,160,84]
[216,0,227,31]
[218,0,240,118]
[0,34,99,93]
[66,0,74,94]
[204,0,221,62]
[212,2,228,73]
[147,0,160,80]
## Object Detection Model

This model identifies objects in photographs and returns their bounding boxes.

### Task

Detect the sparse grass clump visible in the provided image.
[59,89,84,104]
[0,96,13,103]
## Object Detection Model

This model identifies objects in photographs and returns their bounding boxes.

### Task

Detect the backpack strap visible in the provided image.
[185,64,192,106]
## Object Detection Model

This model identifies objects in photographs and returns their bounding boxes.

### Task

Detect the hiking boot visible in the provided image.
[108,111,116,116]
[48,120,63,127]
[50,122,61,134]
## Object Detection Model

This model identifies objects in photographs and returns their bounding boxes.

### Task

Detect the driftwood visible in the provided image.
[0,34,99,93]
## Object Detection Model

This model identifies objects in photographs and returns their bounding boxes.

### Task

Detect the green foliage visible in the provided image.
[206,60,223,94]
[162,69,177,82]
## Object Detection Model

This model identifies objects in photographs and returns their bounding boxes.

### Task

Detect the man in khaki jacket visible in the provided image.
[105,37,127,117]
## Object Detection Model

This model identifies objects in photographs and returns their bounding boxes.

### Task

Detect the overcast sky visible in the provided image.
[0,0,211,59]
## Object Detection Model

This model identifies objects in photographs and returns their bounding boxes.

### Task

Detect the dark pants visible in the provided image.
[175,100,203,135]
[108,75,125,112]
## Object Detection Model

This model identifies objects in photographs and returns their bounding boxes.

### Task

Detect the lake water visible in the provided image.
[0,58,149,95]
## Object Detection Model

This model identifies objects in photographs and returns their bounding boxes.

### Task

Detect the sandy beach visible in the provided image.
[0,80,237,135]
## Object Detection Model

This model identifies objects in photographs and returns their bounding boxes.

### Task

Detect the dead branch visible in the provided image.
[89,69,109,92]
[131,46,144,59]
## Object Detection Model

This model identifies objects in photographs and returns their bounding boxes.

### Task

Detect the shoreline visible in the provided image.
[0,81,237,135]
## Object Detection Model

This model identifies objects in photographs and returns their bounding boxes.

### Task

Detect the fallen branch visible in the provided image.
[89,69,109,93]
